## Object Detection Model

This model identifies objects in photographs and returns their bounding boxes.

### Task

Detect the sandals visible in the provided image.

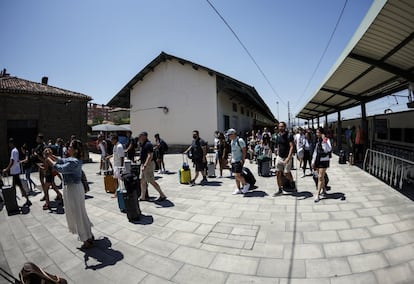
[42,203,50,210]
[81,236,94,249]
[156,196,167,202]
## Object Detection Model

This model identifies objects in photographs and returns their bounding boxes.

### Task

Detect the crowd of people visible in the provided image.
[2,133,94,249]
[1,124,334,250]
[180,123,332,203]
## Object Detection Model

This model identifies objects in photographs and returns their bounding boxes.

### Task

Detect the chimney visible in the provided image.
[0,69,10,77]
[41,76,48,85]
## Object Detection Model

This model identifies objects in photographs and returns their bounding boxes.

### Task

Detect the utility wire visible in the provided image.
[205,0,286,107]
[294,0,349,114]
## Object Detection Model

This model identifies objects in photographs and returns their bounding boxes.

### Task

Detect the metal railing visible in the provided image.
[363,149,414,191]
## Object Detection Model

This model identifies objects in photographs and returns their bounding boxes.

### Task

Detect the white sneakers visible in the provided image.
[232,188,242,195]
[232,183,250,195]
[241,183,250,194]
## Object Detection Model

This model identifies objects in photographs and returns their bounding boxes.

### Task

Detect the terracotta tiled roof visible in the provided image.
[0,76,92,100]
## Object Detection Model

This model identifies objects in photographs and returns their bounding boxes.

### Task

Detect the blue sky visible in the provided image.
[1,0,408,124]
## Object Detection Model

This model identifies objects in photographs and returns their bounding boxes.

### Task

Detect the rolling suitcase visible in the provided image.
[116,187,126,213]
[338,150,346,164]
[241,167,256,187]
[122,173,141,222]
[179,155,191,184]
[312,171,330,190]
[20,166,30,195]
[260,158,271,177]
[1,175,20,215]
[207,155,216,178]
[104,173,117,193]
[281,174,296,190]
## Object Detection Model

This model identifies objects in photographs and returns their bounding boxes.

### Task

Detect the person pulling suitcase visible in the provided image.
[2,138,32,208]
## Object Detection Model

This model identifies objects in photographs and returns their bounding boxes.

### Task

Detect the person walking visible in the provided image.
[274,122,295,196]
[294,127,305,169]
[302,131,314,177]
[354,125,364,163]
[44,140,94,249]
[106,134,124,197]
[125,131,137,162]
[217,132,230,178]
[96,134,111,175]
[33,133,46,194]
[183,130,208,186]
[213,130,220,168]
[39,147,63,210]
[227,128,250,194]
[106,134,124,179]
[138,132,167,202]
[2,138,32,207]
[20,143,37,192]
[312,127,332,202]
[154,133,167,174]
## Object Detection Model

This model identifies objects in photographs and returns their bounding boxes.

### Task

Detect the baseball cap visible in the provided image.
[226,128,236,136]
[139,131,148,137]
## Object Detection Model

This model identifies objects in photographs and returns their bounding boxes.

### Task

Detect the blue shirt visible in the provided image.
[140,140,154,162]
[231,137,246,163]
[54,157,82,184]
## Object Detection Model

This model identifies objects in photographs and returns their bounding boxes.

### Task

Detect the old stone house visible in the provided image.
[0,70,91,165]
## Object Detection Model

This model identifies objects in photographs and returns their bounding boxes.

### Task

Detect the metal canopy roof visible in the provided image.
[297,0,414,120]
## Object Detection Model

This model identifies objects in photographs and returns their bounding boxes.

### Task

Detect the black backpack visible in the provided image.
[160,139,169,153]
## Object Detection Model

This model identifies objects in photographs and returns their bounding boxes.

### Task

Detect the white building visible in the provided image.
[108,52,276,150]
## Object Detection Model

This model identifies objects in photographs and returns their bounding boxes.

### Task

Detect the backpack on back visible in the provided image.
[161,139,169,153]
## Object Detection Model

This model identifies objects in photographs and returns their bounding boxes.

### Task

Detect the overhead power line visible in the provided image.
[294,0,349,114]
[205,0,287,107]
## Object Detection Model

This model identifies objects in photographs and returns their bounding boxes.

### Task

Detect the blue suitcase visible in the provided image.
[116,187,126,213]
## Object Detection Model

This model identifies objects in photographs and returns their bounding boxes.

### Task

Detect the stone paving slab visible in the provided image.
[0,152,414,283]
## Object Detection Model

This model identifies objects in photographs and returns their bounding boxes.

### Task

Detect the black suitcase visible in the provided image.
[281,174,296,190]
[2,183,20,216]
[122,173,141,222]
[242,167,256,187]
[312,172,330,189]
[338,150,346,164]
[258,159,271,177]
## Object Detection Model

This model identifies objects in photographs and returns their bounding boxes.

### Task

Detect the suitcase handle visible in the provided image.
[182,154,189,164]
[1,172,11,186]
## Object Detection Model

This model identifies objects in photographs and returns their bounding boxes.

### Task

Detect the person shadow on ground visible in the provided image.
[243,190,268,198]
[80,237,124,270]
[321,192,346,201]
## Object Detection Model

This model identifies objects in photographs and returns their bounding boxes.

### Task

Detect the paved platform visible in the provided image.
[1,153,414,283]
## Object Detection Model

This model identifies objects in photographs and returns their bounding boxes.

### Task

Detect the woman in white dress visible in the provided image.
[44,140,94,249]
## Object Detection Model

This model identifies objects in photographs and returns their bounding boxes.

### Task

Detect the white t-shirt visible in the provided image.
[113,142,124,168]
[98,141,107,157]
[10,147,21,175]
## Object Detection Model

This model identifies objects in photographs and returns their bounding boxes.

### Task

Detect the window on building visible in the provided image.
[246,110,250,116]
[224,115,230,130]
[232,103,237,112]
[404,128,414,143]
[390,128,403,142]
[241,106,244,115]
